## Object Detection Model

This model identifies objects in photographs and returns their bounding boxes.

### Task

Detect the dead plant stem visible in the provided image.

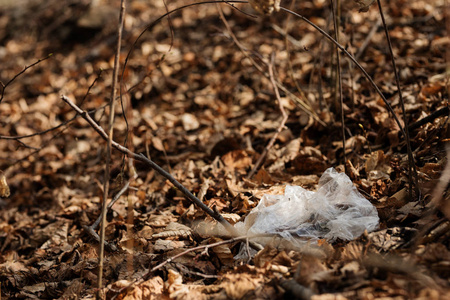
[376,0,418,200]
[247,54,289,179]
[98,0,126,297]
[0,53,52,104]
[60,95,237,236]
[355,18,382,61]
[279,7,408,148]
[112,236,249,299]
[330,0,346,171]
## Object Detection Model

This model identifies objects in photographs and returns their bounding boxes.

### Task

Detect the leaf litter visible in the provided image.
[0,0,448,299]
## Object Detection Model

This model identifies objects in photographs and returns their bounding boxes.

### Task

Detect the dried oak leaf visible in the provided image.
[223,272,265,299]
[152,222,192,239]
[0,173,10,198]
[249,0,280,15]
[166,269,206,300]
[222,150,252,171]
[111,277,164,300]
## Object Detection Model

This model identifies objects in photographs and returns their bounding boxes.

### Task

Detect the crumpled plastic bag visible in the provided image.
[234,168,379,246]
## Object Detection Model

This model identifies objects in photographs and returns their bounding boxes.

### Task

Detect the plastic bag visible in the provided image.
[234,168,379,245]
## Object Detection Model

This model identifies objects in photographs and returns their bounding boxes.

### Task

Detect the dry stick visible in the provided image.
[60,95,237,236]
[1,70,103,143]
[332,0,340,112]
[283,6,418,198]
[273,0,313,110]
[120,1,323,126]
[121,1,248,83]
[248,55,289,179]
[126,159,138,278]
[226,4,324,126]
[217,6,289,179]
[408,106,449,132]
[355,18,382,61]
[83,172,137,252]
[429,144,450,211]
[376,0,418,200]
[98,0,126,296]
[93,178,136,230]
[274,23,311,108]
[330,0,346,172]
[279,8,409,154]
[0,53,53,104]
[112,236,249,299]
[150,236,247,273]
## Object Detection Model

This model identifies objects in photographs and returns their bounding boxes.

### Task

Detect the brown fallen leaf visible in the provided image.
[249,0,280,15]
[0,172,10,198]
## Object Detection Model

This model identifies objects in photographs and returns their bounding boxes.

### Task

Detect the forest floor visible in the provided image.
[0,0,449,299]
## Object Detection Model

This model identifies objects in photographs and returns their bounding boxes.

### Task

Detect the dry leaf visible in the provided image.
[223,272,265,299]
[151,136,165,152]
[222,150,252,170]
[181,113,200,131]
[152,222,192,239]
[0,173,10,198]
[211,241,234,265]
[249,0,280,15]
[154,239,187,252]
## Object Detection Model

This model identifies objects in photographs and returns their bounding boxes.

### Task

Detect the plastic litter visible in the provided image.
[234,168,379,248]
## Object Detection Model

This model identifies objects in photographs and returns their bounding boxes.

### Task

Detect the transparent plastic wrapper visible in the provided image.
[234,168,379,249]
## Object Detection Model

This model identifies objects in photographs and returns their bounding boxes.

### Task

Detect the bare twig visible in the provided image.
[98,0,126,295]
[279,7,408,146]
[82,225,118,252]
[93,177,137,231]
[151,236,247,273]
[278,0,312,109]
[408,106,449,132]
[0,54,53,104]
[217,5,324,126]
[121,1,248,89]
[83,164,138,252]
[0,69,102,142]
[429,144,450,212]
[330,0,346,171]
[247,54,289,179]
[60,95,237,236]
[355,18,382,61]
[113,236,249,299]
[376,0,418,200]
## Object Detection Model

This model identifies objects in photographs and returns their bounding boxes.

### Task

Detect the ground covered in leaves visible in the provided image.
[0,0,449,299]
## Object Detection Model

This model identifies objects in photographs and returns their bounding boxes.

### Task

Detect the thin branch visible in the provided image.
[279,7,408,144]
[0,54,53,104]
[376,0,418,200]
[121,1,248,84]
[217,5,325,126]
[60,95,238,236]
[82,172,138,252]
[0,121,75,141]
[151,236,247,273]
[113,236,249,299]
[330,0,346,171]
[94,177,136,231]
[408,106,449,132]
[355,18,382,61]
[98,0,126,295]
[0,68,102,156]
[247,54,289,179]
